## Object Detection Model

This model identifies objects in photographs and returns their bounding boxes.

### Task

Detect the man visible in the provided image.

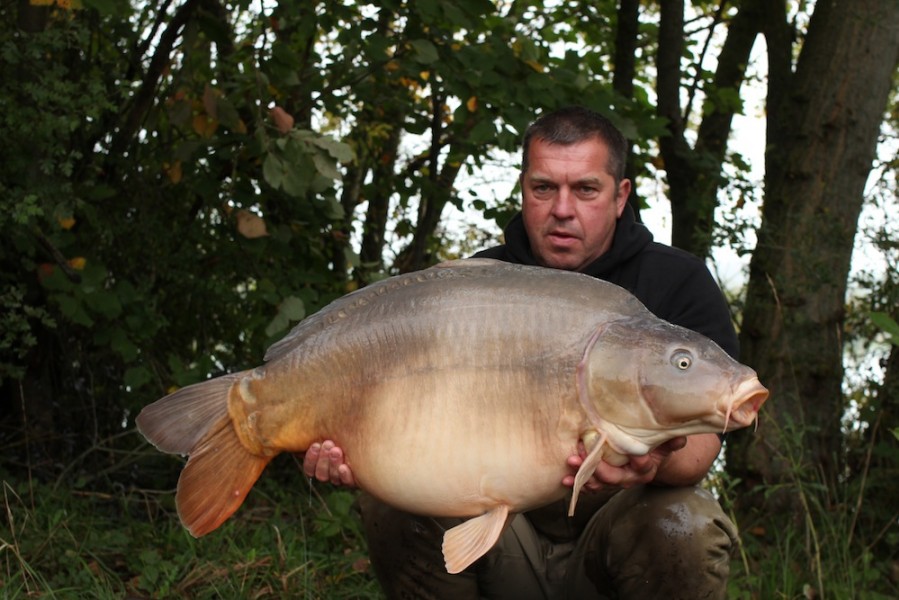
[304,106,738,599]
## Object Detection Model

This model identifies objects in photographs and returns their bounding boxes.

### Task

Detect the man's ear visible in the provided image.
[615,179,632,216]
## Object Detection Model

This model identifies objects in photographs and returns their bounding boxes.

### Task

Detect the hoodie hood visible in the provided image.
[479,204,654,278]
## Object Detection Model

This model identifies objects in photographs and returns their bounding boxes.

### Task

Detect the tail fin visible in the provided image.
[136,372,271,536]
[177,414,271,536]
[137,374,244,455]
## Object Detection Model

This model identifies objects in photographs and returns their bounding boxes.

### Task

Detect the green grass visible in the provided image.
[717,424,899,600]
[0,456,382,599]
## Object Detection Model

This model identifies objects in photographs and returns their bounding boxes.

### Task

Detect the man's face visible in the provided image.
[521,137,631,272]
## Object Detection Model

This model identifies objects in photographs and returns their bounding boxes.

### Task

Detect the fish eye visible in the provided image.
[671,350,693,370]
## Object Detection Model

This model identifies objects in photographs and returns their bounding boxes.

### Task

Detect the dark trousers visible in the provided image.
[359,486,736,599]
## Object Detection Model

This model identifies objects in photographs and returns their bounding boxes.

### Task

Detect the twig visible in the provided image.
[18,382,36,513]
[847,410,880,548]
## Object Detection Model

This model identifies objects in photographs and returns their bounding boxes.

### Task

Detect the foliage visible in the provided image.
[0,460,379,598]
[0,0,667,469]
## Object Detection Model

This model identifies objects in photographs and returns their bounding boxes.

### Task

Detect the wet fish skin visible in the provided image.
[137,258,768,574]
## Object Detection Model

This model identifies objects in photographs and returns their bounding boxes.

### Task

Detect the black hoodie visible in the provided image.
[473,205,739,359]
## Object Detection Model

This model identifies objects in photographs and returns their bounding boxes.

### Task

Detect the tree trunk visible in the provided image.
[613,0,644,221]
[657,0,758,258]
[729,0,899,520]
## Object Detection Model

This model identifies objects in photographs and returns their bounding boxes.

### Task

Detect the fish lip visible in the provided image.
[722,377,769,430]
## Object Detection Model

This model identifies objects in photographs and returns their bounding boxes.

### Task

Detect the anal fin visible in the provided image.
[442,505,510,574]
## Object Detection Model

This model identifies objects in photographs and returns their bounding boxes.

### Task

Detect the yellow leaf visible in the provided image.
[68,257,86,270]
[164,161,182,184]
[58,216,76,230]
[420,71,430,81]
[466,96,478,112]
[192,114,218,138]
[236,209,269,239]
[524,60,544,73]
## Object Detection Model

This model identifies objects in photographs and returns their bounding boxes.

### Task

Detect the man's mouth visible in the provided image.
[547,231,579,246]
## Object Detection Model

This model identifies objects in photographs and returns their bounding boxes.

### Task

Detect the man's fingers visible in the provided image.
[337,464,355,486]
[327,445,345,485]
[303,442,322,478]
[313,440,335,482]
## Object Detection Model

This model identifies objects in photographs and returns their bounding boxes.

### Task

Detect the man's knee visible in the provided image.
[574,486,736,600]
[612,486,736,559]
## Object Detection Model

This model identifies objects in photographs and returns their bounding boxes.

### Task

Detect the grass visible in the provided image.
[0,452,382,599]
[717,419,899,600]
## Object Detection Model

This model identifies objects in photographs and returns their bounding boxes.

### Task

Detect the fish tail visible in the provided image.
[136,372,271,536]
[137,373,246,454]
[177,413,271,536]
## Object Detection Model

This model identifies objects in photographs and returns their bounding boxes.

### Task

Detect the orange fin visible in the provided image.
[442,505,510,574]
[136,370,269,536]
[176,414,271,537]
[136,372,249,455]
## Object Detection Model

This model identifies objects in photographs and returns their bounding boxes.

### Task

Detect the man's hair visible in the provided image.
[521,106,628,183]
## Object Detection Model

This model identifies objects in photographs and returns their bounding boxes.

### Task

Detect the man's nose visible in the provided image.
[551,188,576,218]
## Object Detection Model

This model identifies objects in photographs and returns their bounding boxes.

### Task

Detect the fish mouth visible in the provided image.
[722,377,769,432]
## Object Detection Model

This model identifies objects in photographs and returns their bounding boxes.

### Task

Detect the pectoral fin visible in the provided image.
[442,505,510,574]
[568,431,608,516]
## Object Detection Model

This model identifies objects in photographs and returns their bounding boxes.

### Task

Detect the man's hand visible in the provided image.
[303,440,356,487]
[562,435,701,491]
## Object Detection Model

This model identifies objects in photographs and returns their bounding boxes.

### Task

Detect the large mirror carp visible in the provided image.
[137,258,768,573]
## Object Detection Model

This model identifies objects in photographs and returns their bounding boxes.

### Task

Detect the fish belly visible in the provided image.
[336,367,580,517]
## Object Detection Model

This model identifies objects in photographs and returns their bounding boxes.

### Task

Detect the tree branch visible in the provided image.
[109,0,205,157]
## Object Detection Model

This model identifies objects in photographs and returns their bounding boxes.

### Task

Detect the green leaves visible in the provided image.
[410,39,439,64]
[0,285,55,380]
[265,295,306,338]
[261,130,354,198]
[870,312,899,346]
